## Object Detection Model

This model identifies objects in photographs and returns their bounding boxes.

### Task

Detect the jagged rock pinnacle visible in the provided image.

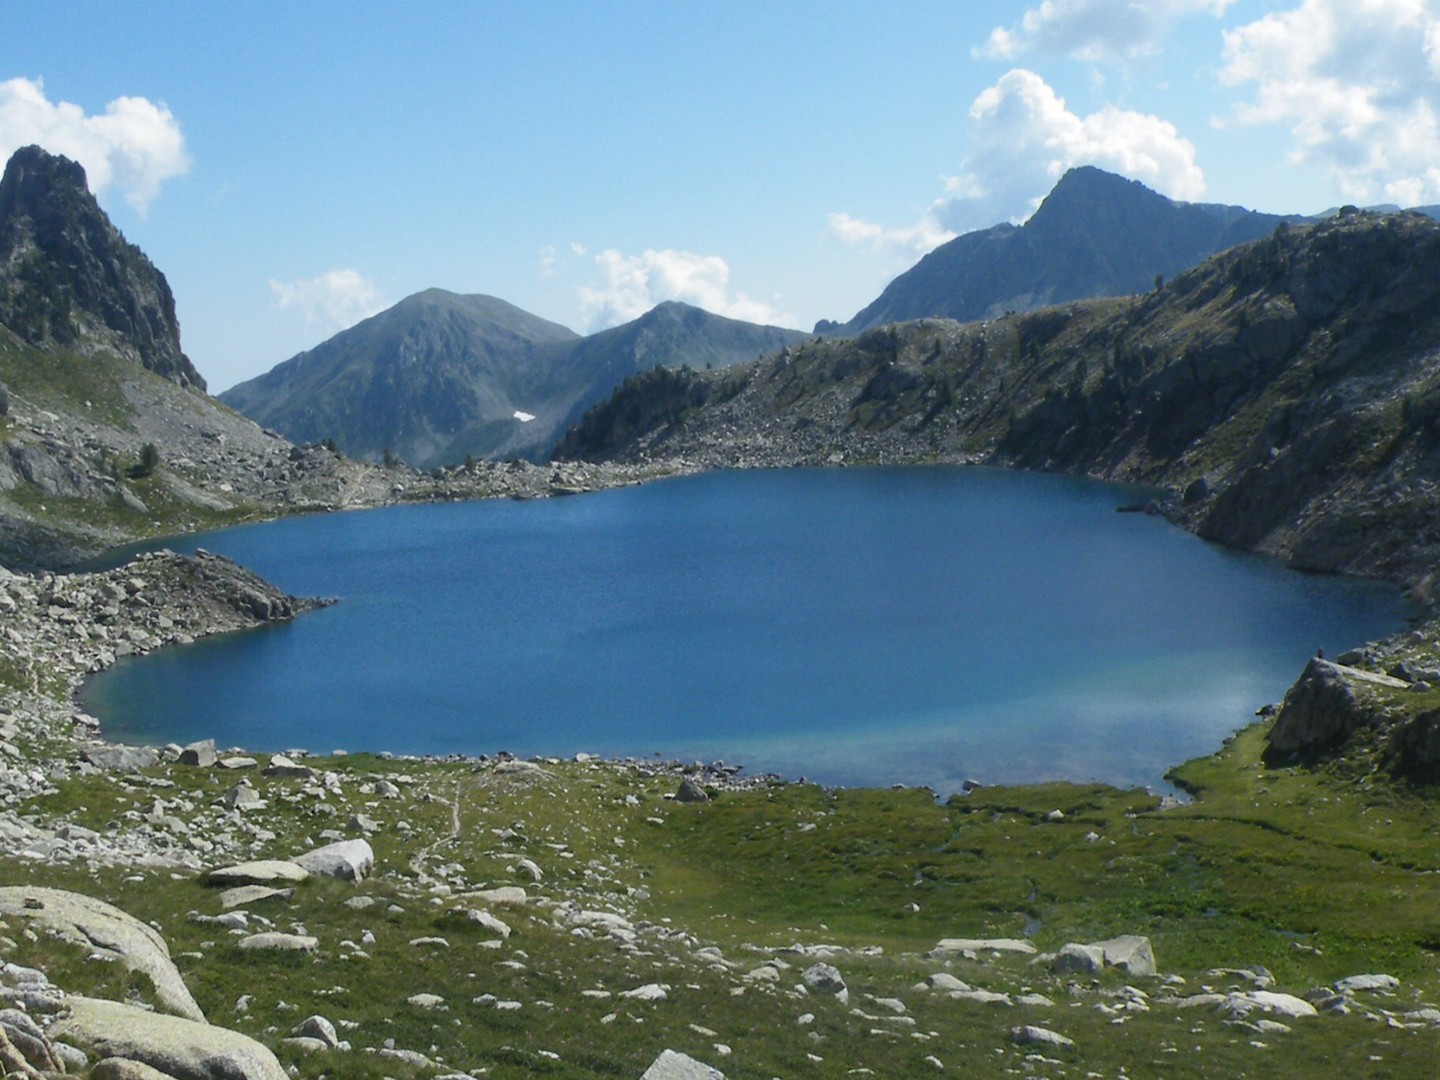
[0,144,205,390]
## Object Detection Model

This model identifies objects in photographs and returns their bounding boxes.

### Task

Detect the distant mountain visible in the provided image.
[0,145,205,389]
[833,166,1303,335]
[221,293,806,467]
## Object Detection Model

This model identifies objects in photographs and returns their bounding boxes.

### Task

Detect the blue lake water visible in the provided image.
[80,467,1409,794]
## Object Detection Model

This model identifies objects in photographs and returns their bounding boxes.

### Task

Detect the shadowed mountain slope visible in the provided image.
[221,294,806,467]
[835,166,1300,335]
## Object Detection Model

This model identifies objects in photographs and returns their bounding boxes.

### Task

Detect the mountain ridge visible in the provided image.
[832,166,1304,335]
[559,208,1440,594]
[220,292,806,468]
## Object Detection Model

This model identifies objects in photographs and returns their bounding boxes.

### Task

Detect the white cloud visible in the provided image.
[538,244,558,278]
[0,77,189,212]
[1219,0,1440,204]
[825,211,957,254]
[577,248,796,330]
[978,0,1235,62]
[270,270,384,336]
[829,68,1205,248]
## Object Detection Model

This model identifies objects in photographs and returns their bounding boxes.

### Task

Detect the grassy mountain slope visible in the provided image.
[559,209,1440,593]
[834,166,1299,335]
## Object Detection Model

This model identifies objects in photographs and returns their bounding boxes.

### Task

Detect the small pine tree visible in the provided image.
[131,442,160,478]
[383,448,396,468]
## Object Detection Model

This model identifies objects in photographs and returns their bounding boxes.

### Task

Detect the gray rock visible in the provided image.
[1053,942,1105,974]
[238,933,317,953]
[81,745,160,771]
[0,1008,62,1072]
[292,1014,338,1049]
[219,783,264,810]
[1268,659,1398,754]
[922,973,973,992]
[177,740,217,767]
[641,1048,726,1079]
[262,753,314,779]
[802,962,848,1002]
[90,1059,179,1080]
[205,860,309,887]
[1011,1024,1075,1049]
[1335,973,1400,994]
[1225,991,1318,1019]
[675,777,710,803]
[930,937,1037,957]
[1091,935,1156,977]
[292,838,373,882]
[217,885,293,911]
[51,996,288,1080]
[0,887,204,1021]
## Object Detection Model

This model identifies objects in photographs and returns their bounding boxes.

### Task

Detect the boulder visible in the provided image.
[205,860,309,887]
[931,937,1037,957]
[292,1015,338,1049]
[262,753,314,779]
[641,1049,726,1079]
[177,740,217,767]
[292,838,373,882]
[675,777,710,803]
[51,996,287,1080]
[0,1009,61,1073]
[0,887,203,1021]
[217,885,293,911]
[1226,991,1318,1019]
[238,933,317,953]
[1335,973,1400,994]
[90,1059,179,1080]
[1267,659,1393,755]
[1052,943,1105,975]
[1011,1024,1075,1049]
[802,962,848,1003]
[81,745,160,771]
[1091,935,1156,977]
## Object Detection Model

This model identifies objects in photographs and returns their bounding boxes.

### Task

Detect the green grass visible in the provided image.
[5,723,1440,1078]
[0,336,136,430]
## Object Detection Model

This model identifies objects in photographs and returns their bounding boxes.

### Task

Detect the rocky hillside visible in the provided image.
[0,145,205,390]
[560,208,1440,593]
[222,293,806,468]
[829,166,1299,335]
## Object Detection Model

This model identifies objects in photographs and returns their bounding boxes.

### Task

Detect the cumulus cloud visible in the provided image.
[1219,0,1440,204]
[978,0,1235,62]
[270,270,384,336]
[577,248,796,329]
[830,68,1205,249]
[0,77,189,212]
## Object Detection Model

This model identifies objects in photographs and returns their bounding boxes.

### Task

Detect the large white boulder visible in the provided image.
[51,997,288,1080]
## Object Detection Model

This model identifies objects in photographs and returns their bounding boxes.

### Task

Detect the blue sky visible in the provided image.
[5,1,1439,391]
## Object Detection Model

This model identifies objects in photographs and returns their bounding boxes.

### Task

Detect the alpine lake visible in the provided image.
[81,466,1409,796]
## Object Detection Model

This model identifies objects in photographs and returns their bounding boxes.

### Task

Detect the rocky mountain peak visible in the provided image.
[0,144,204,390]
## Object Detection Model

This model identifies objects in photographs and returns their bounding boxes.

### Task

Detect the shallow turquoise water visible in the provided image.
[81,467,1409,793]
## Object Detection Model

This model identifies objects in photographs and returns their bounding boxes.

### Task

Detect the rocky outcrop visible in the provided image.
[1267,659,1374,756]
[0,146,203,389]
[51,997,288,1080]
[0,887,204,1021]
